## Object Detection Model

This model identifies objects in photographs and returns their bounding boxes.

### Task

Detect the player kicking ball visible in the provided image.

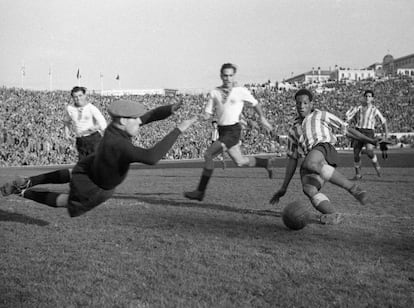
[1,100,198,217]
[270,89,382,225]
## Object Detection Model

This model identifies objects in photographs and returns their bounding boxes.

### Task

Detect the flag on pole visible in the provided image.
[21,65,26,77]
[116,74,120,80]
[76,68,81,79]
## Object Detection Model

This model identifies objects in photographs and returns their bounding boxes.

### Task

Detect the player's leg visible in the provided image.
[184,141,223,201]
[352,140,363,180]
[297,170,343,225]
[302,146,368,205]
[301,171,335,214]
[227,144,274,178]
[21,190,69,208]
[1,169,72,197]
[220,152,226,170]
[66,173,114,217]
[365,143,381,177]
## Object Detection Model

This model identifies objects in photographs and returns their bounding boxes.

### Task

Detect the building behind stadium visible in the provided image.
[283,52,414,86]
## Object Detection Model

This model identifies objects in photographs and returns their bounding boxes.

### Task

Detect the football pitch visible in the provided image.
[1,149,413,307]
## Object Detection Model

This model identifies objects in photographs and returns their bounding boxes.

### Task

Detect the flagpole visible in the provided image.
[116,74,121,90]
[21,60,25,88]
[100,72,104,95]
[77,67,81,86]
[49,64,53,91]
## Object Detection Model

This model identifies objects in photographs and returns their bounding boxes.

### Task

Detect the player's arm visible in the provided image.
[125,117,198,164]
[383,121,389,139]
[140,104,178,126]
[252,103,273,132]
[63,109,72,139]
[376,110,389,139]
[270,157,299,205]
[345,106,358,122]
[92,106,108,133]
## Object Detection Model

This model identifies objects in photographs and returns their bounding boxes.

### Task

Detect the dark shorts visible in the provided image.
[218,123,242,149]
[352,128,375,149]
[67,157,114,217]
[76,131,102,161]
[312,142,338,167]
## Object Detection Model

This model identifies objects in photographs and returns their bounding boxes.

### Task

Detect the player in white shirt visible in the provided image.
[64,86,107,161]
[345,90,388,179]
[184,63,274,201]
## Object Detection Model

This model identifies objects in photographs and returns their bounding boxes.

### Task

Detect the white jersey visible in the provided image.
[300,109,347,152]
[345,104,386,130]
[205,86,258,126]
[65,103,107,137]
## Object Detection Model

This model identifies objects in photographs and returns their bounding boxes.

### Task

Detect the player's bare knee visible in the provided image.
[56,194,69,207]
[366,149,374,158]
[302,184,318,198]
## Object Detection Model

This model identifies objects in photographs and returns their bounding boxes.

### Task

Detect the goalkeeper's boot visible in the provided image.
[320,213,344,225]
[349,184,368,205]
[0,177,31,197]
[184,190,205,201]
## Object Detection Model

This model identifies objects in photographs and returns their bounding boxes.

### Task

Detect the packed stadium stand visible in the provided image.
[1,76,413,166]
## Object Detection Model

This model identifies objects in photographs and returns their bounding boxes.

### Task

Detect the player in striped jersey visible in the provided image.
[345,90,388,179]
[270,89,380,224]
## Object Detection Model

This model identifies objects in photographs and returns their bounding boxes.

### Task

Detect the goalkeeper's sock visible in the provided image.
[22,190,61,207]
[29,169,71,186]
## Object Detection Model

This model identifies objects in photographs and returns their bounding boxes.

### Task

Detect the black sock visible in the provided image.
[197,168,213,192]
[30,169,71,186]
[23,190,61,207]
[254,157,269,168]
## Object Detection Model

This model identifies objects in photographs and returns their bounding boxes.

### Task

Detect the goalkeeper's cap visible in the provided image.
[108,100,148,118]
[294,89,313,101]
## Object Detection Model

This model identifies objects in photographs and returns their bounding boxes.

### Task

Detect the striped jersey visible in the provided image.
[286,117,305,159]
[345,104,386,130]
[299,109,347,152]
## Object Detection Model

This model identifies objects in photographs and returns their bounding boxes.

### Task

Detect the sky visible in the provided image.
[0,0,413,91]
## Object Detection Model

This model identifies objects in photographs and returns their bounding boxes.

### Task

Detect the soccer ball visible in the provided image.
[282,200,311,230]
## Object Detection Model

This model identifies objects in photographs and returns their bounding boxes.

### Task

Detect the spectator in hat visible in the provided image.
[1,99,198,217]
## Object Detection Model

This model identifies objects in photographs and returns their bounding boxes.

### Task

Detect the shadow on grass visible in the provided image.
[112,192,281,218]
[0,209,49,226]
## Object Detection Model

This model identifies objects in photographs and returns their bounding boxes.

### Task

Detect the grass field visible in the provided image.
[1,151,414,307]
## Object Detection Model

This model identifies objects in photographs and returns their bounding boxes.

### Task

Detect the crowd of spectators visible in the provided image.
[1,76,413,166]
